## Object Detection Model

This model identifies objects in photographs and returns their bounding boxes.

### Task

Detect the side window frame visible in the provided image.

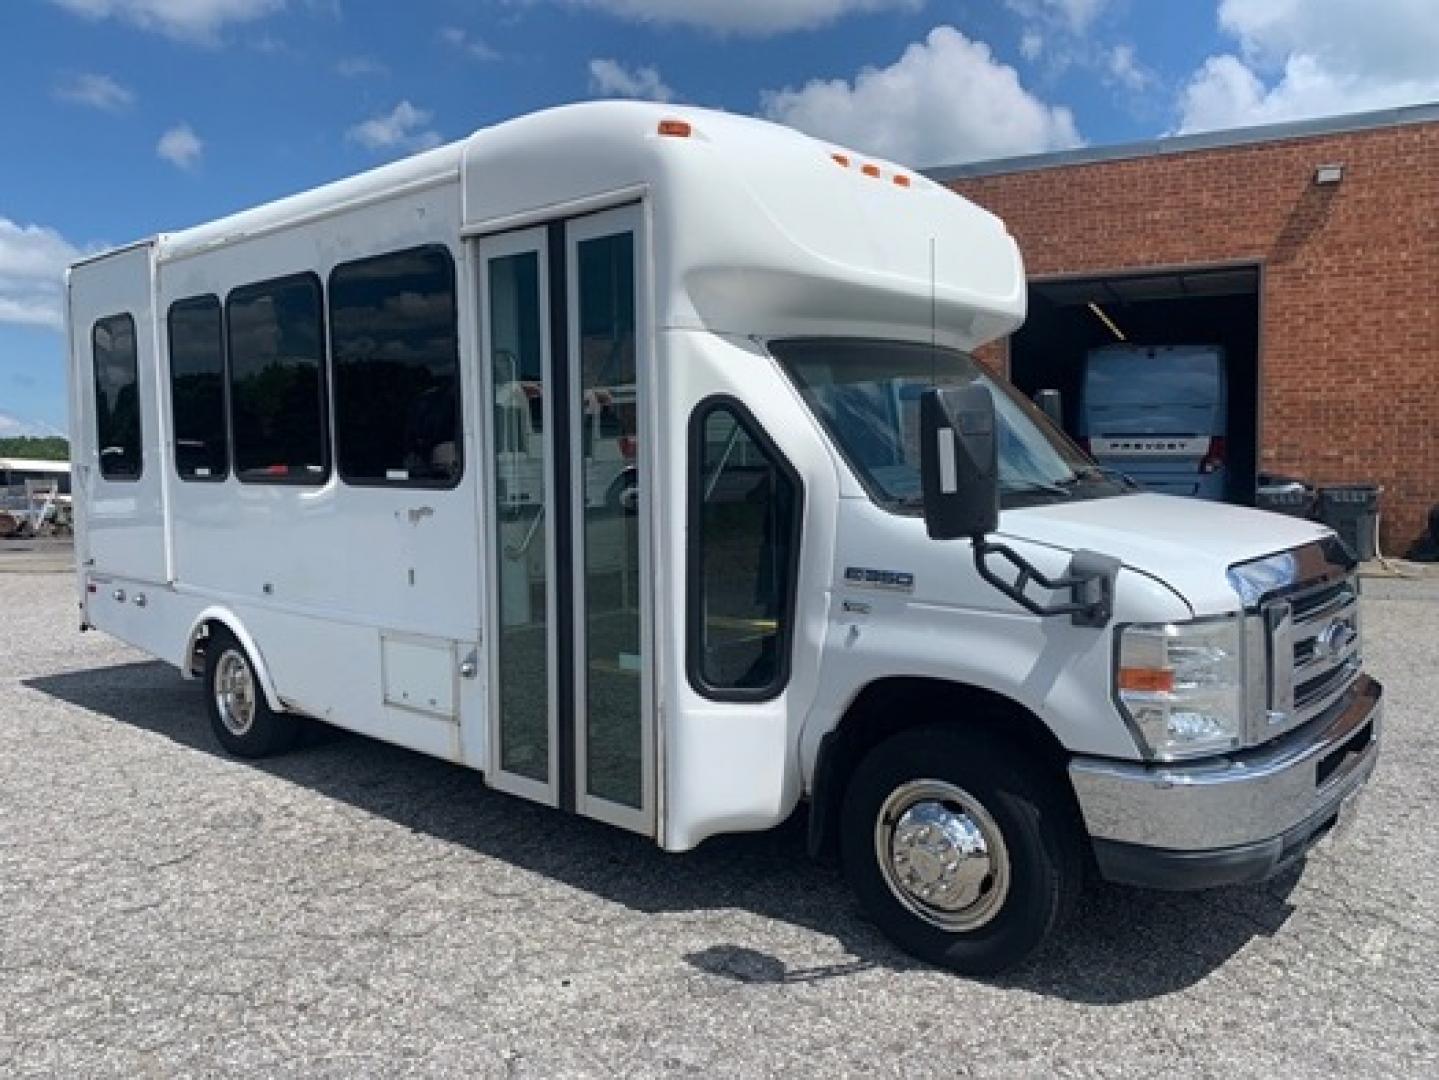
[167,293,230,483]
[686,394,805,703]
[327,243,463,490]
[225,271,331,487]
[91,312,143,483]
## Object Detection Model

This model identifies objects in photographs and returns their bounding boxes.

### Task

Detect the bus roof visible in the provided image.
[83,101,1026,349]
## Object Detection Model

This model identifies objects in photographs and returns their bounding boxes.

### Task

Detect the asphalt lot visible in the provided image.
[1,565,1436,1077]
[0,536,73,575]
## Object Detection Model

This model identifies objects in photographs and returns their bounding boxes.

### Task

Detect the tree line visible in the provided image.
[0,436,70,461]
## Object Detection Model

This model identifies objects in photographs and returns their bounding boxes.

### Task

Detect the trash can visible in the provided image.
[1256,484,1316,519]
[1316,484,1381,561]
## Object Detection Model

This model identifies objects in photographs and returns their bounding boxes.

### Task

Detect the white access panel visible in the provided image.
[381,633,459,720]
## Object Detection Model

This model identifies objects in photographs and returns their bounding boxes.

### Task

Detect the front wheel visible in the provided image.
[840,727,1084,974]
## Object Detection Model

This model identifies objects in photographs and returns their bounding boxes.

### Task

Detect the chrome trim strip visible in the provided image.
[1227,536,1355,610]
[1072,676,1381,851]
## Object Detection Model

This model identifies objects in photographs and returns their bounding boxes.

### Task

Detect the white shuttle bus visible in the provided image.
[67,103,1381,973]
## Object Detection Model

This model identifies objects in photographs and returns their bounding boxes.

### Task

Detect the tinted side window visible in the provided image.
[168,295,228,481]
[92,313,142,481]
[688,400,802,700]
[330,246,461,487]
[226,274,328,484]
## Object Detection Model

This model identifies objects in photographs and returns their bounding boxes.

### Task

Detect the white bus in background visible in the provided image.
[494,377,637,513]
[68,102,1380,974]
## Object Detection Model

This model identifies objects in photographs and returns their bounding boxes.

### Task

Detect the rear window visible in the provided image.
[1084,349,1222,406]
[92,313,142,481]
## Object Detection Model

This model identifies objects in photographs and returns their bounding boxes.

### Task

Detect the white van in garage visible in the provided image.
[1079,344,1229,500]
[67,102,1381,974]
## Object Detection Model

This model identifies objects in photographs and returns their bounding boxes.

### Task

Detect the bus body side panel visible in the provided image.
[657,330,839,853]
[152,177,484,767]
[69,244,168,613]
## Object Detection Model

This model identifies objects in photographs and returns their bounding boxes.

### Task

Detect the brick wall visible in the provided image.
[946,121,1439,554]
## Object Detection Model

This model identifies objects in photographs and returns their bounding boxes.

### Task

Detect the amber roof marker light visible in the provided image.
[657,119,692,138]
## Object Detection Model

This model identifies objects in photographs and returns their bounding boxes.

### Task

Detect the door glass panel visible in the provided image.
[576,232,642,809]
[489,251,549,783]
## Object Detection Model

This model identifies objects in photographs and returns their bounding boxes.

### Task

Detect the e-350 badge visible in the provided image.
[844,566,915,593]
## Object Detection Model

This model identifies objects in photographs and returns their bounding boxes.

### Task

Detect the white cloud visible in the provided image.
[588,58,673,102]
[1104,43,1153,92]
[552,0,922,35]
[440,27,499,62]
[335,56,387,79]
[1003,0,1109,34]
[157,123,204,170]
[53,72,135,111]
[761,25,1082,167]
[0,218,90,332]
[1178,0,1439,132]
[49,0,285,44]
[347,101,443,155]
[1004,0,1149,100]
[0,412,65,438]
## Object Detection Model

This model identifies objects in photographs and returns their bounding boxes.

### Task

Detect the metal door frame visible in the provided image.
[565,204,655,834]
[474,203,656,836]
[477,226,561,807]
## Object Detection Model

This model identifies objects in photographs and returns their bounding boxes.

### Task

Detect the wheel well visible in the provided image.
[186,621,214,677]
[187,619,234,678]
[807,677,1079,863]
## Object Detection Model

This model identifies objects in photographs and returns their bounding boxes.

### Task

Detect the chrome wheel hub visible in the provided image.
[214,649,257,737]
[875,780,1010,932]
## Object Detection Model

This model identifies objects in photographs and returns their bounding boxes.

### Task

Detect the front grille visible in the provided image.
[1263,574,1362,740]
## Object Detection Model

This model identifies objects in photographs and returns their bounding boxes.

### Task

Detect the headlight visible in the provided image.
[1117,618,1245,760]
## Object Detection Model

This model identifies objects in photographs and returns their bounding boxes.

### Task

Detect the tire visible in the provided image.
[840,727,1084,975]
[204,629,299,758]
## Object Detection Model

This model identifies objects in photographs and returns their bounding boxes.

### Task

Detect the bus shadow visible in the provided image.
[26,659,1301,1005]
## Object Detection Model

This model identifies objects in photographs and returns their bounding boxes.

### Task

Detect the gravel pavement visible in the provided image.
[1,568,1435,1077]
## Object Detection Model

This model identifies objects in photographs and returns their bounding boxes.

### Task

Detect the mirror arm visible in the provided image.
[972,539,1119,628]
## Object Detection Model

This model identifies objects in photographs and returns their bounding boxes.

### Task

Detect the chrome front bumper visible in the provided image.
[1070,675,1382,889]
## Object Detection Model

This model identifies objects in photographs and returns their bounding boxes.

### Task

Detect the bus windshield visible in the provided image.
[771,337,1127,510]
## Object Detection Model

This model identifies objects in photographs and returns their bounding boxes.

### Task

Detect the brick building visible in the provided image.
[930,103,1439,554]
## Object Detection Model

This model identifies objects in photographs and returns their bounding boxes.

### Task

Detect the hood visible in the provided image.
[996,493,1332,616]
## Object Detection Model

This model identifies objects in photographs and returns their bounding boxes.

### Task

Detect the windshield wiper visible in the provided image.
[1004,480,1072,498]
[1072,464,1141,490]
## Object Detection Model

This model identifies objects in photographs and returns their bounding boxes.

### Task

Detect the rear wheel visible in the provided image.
[840,727,1084,974]
[204,629,298,758]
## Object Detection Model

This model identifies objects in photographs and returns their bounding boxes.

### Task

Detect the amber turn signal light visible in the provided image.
[1118,667,1176,693]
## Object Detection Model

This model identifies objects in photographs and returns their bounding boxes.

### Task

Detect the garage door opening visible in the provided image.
[1007,265,1261,505]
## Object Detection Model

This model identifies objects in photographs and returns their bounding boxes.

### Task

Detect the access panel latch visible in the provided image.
[973,543,1120,628]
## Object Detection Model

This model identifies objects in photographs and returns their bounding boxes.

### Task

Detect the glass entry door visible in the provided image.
[478,206,654,834]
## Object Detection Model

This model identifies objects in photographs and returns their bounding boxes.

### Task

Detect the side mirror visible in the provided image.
[1034,388,1063,427]
[920,384,999,540]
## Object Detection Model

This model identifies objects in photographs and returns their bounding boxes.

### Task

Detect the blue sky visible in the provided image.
[2,0,1435,435]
